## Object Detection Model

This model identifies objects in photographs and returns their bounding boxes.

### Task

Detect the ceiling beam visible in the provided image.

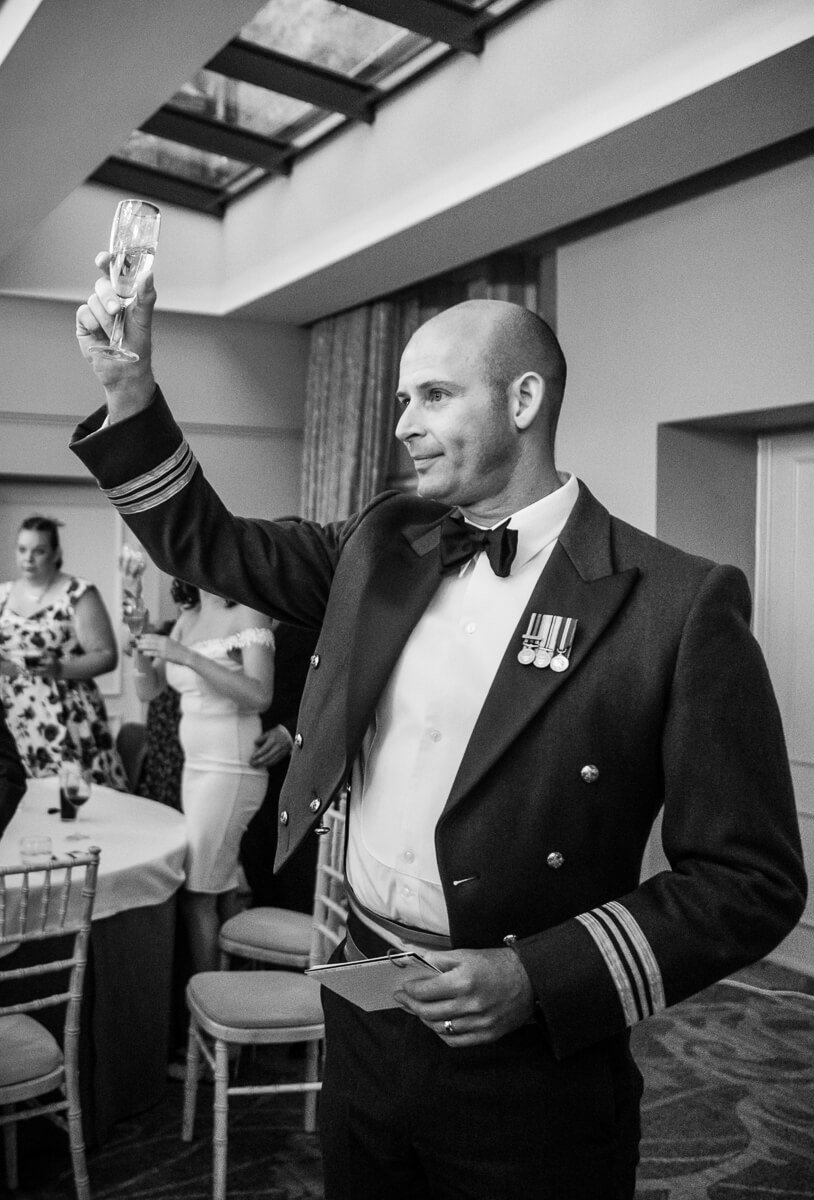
[141,107,293,173]
[339,0,484,54]
[88,160,227,216]
[207,40,377,124]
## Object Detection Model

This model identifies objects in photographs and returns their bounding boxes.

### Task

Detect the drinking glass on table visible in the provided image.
[59,762,92,837]
[87,199,160,363]
[19,835,53,867]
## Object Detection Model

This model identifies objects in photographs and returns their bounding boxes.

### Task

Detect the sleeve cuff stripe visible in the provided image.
[103,441,194,501]
[590,907,651,1020]
[604,900,665,1011]
[576,902,665,1027]
[576,911,641,1026]
[112,458,197,514]
[102,443,197,514]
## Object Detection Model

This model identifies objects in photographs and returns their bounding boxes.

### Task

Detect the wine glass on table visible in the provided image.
[60,764,92,841]
[87,199,160,363]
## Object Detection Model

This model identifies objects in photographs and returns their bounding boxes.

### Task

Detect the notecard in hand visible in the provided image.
[305,952,441,1011]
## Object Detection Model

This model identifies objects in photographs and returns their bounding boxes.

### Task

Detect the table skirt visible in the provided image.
[3,894,177,1146]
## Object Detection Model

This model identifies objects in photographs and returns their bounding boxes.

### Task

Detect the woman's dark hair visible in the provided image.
[170,578,200,610]
[19,514,63,569]
[170,578,237,610]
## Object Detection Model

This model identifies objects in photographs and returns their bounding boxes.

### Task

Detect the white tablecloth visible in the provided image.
[0,776,186,921]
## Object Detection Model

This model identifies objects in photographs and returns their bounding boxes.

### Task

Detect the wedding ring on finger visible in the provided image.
[443,1019,455,1036]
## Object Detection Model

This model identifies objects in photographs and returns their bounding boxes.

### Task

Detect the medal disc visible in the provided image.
[517,645,535,665]
[550,653,569,672]
[533,649,552,669]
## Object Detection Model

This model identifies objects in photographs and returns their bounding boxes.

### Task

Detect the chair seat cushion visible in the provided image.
[187,970,324,1030]
[219,907,312,958]
[0,1014,63,1086]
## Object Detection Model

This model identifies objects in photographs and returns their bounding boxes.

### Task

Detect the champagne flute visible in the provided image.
[123,594,148,639]
[88,199,160,363]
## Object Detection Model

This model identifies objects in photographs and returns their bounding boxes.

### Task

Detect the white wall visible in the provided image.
[555,152,814,531]
[0,295,310,519]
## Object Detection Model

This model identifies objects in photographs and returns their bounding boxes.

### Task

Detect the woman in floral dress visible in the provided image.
[0,514,126,788]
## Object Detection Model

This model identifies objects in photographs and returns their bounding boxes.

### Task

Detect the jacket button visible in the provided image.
[546,851,564,869]
[310,653,320,668]
[280,810,289,826]
[294,732,303,748]
[309,797,321,812]
[580,764,600,784]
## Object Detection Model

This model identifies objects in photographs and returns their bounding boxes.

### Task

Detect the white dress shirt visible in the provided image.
[346,473,579,939]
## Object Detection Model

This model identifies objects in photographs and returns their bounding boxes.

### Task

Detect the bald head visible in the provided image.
[396,299,566,516]
[414,299,567,436]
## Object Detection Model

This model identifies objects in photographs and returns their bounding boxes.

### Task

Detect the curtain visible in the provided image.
[300,297,420,522]
[300,245,556,521]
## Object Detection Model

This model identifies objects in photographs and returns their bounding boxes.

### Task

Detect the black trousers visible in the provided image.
[318,931,642,1200]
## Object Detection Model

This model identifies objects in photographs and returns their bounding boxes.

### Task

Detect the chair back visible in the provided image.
[0,848,101,1027]
[308,792,348,968]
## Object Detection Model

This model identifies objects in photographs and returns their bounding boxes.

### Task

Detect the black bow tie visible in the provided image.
[438,514,518,578]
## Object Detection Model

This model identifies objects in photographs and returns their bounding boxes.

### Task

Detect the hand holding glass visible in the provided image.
[88,199,160,363]
[123,594,148,639]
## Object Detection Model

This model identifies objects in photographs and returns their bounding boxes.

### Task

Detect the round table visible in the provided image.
[0,776,187,1144]
[0,775,186,916]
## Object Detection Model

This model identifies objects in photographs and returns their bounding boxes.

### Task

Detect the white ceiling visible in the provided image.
[1,0,813,326]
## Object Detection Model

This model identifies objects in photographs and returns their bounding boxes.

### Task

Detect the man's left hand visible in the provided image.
[393,946,536,1046]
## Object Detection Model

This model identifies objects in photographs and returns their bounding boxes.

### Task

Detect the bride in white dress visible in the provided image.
[134,580,275,972]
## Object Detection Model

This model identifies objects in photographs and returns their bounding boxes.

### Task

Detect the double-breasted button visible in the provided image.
[546,851,564,869]
[310,653,320,668]
[280,810,289,826]
[580,764,600,784]
[294,732,303,748]
[309,797,321,813]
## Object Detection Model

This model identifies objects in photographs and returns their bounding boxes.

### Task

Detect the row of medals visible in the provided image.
[517,614,577,672]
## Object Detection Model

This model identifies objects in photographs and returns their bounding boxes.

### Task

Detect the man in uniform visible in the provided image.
[72,261,805,1199]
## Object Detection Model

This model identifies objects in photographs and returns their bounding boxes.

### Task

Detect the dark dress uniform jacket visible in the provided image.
[71,390,806,1062]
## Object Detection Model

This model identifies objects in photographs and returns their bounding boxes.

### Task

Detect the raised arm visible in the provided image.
[75,251,156,422]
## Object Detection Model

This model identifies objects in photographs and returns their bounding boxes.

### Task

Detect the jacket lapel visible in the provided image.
[443,484,639,813]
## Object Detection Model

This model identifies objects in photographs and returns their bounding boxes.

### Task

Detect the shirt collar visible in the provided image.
[463,472,578,574]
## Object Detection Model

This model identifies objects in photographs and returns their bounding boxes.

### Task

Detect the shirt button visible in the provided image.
[580,764,599,784]
[428,729,442,743]
[294,732,303,748]
[280,810,289,826]
[401,886,412,899]
[546,851,564,869]
[464,621,477,634]
[403,849,415,863]
[310,653,320,668]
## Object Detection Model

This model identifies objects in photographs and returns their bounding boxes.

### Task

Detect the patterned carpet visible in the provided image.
[5,962,814,1200]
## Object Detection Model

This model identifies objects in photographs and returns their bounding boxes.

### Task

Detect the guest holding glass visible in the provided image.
[0,514,126,788]
[133,579,274,972]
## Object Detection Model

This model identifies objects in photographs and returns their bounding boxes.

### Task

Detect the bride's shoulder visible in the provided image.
[224,607,275,650]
